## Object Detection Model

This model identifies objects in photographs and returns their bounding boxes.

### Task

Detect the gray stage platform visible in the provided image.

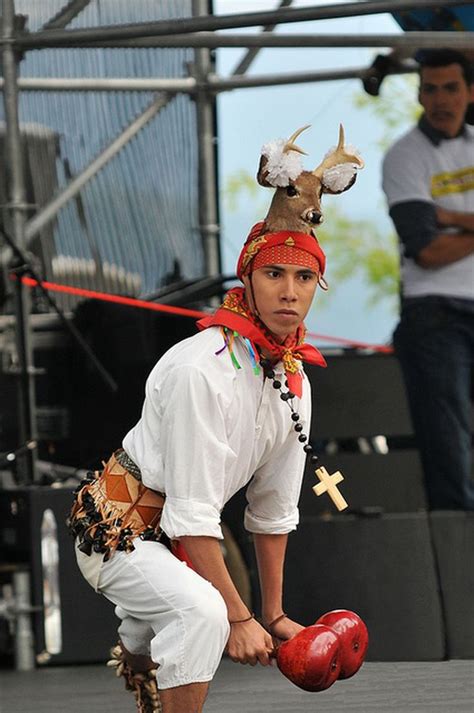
[1,658,473,713]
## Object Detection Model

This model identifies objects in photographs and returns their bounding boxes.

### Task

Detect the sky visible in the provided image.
[213,0,415,347]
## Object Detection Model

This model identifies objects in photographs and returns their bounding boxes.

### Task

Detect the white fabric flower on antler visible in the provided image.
[260,125,310,187]
[321,144,363,193]
[315,129,364,193]
[260,139,303,187]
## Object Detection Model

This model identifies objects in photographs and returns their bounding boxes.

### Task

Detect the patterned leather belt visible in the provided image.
[68,450,164,559]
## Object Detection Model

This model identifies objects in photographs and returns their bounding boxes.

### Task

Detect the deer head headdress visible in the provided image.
[236,125,363,281]
[257,124,364,234]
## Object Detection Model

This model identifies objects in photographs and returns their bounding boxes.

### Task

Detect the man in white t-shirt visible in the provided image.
[382,48,474,511]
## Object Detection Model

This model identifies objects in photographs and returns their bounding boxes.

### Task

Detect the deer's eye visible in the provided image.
[286,185,298,197]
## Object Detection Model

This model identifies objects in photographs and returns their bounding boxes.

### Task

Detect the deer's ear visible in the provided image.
[321,165,358,195]
[256,155,273,187]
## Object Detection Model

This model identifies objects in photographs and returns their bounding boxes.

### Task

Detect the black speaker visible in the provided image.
[284,512,445,661]
[305,354,414,440]
[430,511,474,659]
[0,486,117,664]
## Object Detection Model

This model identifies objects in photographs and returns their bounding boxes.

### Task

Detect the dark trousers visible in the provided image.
[393,297,474,511]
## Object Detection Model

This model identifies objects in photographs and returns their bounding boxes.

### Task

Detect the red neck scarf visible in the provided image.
[197,287,326,398]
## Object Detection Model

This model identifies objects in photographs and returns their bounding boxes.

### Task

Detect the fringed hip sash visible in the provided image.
[68,450,165,561]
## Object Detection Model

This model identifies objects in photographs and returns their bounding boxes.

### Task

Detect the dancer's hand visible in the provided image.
[226,618,274,666]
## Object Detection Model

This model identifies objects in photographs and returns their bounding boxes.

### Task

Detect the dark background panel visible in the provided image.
[305,355,414,440]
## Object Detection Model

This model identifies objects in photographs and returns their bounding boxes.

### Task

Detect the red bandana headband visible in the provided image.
[236,221,326,279]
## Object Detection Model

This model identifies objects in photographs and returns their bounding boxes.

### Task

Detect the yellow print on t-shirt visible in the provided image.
[431,167,474,197]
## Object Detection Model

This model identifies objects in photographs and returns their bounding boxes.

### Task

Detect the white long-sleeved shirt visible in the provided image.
[123,326,312,540]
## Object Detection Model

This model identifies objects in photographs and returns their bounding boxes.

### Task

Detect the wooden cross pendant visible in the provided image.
[312,466,348,511]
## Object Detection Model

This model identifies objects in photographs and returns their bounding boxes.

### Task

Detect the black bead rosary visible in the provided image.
[260,357,319,466]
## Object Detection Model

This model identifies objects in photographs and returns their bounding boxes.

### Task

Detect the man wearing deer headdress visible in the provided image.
[383,48,474,512]
[68,126,362,713]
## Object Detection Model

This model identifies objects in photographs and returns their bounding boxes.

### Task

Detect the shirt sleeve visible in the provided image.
[382,137,438,258]
[157,365,235,540]
[244,376,311,534]
[389,200,438,258]
[382,138,432,206]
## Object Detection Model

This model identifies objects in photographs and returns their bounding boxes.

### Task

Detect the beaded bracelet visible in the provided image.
[229,613,255,625]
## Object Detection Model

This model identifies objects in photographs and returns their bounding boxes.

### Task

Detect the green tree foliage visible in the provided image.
[316,205,399,309]
[223,169,260,212]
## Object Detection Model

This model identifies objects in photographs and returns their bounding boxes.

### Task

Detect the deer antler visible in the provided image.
[283,125,310,156]
[313,124,364,179]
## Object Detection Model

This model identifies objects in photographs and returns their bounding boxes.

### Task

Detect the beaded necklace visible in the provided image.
[259,356,319,468]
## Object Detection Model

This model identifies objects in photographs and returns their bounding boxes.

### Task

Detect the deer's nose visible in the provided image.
[302,209,323,225]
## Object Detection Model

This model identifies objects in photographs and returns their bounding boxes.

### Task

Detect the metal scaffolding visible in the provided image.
[1,0,473,485]
[12,0,474,47]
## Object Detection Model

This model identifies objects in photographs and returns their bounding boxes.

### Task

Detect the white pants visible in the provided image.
[76,538,230,689]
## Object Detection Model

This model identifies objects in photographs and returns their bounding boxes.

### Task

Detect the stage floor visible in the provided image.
[1,658,473,712]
